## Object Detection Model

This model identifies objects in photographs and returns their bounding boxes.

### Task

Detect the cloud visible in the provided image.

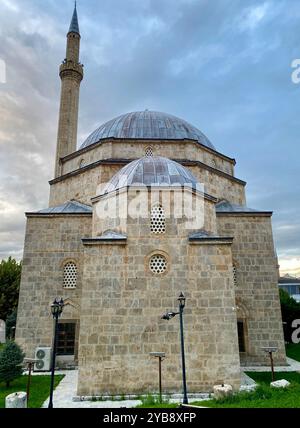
[0,0,299,277]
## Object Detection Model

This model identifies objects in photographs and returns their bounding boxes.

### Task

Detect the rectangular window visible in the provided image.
[237,321,246,353]
[57,322,76,356]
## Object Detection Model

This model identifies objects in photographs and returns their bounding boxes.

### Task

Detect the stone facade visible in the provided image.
[15,4,286,398]
[16,215,91,360]
[216,213,286,365]
[61,139,235,176]
[77,189,241,395]
[49,148,246,209]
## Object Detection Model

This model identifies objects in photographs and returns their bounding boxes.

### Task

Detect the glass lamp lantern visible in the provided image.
[178,292,186,309]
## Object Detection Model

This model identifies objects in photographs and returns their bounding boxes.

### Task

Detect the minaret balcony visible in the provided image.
[59,61,84,82]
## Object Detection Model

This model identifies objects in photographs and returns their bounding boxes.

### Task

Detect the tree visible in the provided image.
[279,288,300,343]
[0,341,25,387]
[0,257,22,321]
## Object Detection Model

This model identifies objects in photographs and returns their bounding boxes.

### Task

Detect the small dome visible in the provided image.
[101,156,199,195]
[80,111,215,150]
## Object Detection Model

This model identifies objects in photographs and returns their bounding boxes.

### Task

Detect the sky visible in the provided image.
[0,0,299,276]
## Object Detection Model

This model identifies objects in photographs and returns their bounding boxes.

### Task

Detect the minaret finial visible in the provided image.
[68,1,80,35]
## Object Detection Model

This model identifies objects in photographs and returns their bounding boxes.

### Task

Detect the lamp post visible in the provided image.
[161,292,188,404]
[48,298,64,409]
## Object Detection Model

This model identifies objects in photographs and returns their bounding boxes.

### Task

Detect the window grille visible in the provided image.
[63,262,77,289]
[149,255,167,275]
[145,147,153,157]
[150,205,166,234]
[233,265,237,287]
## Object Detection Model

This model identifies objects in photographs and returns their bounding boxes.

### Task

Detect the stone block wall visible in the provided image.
[15,215,92,359]
[216,213,286,365]
[62,139,235,176]
[77,213,240,395]
[92,188,218,239]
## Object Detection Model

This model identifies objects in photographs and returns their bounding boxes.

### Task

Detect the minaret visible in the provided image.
[54,3,84,177]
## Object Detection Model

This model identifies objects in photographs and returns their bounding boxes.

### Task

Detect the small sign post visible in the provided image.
[261,347,278,382]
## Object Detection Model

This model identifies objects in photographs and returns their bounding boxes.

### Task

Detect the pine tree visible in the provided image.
[0,341,25,387]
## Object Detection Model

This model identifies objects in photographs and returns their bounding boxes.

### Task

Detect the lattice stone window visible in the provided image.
[145,146,153,157]
[150,204,166,234]
[63,262,77,289]
[233,265,237,287]
[149,255,167,275]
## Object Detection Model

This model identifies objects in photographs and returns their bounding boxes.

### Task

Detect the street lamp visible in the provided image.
[161,292,188,404]
[48,298,64,409]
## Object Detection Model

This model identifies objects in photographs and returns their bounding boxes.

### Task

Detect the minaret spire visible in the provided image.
[54,3,84,177]
[69,2,80,35]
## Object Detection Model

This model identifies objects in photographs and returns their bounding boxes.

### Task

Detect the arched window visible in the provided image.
[145,146,153,157]
[63,262,77,289]
[79,159,86,168]
[150,204,166,234]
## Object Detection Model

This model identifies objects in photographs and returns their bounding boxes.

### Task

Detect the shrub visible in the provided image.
[279,289,300,343]
[0,341,25,387]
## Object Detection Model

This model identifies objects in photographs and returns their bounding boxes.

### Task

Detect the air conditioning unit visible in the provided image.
[34,347,52,372]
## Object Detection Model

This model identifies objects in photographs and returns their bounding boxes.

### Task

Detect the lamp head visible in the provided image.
[161,311,177,321]
[178,292,186,308]
[51,298,64,318]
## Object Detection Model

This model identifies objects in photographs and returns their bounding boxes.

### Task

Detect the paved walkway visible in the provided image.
[42,371,142,408]
[40,357,300,408]
[242,357,300,372]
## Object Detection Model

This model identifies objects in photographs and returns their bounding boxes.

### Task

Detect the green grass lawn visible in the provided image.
[0,375,64,408]
[135,395,179,408]
[286,343,300,362]
[192,372,300,408]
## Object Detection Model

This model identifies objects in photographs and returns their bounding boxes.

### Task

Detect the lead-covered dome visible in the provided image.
[80,111,215,150]
[101,156,200,195]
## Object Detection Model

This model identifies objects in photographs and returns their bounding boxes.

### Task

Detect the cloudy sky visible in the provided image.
[0,0,299,276]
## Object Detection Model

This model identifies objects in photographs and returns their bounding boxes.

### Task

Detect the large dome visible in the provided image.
[80,110,215,150]
[101,156,200,195]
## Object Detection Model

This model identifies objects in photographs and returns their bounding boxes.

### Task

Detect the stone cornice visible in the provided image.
[26,213,92,218]
[216,211,273,217]
[90,185,218,204]
[189,236,234,245]
[82,237,127,246]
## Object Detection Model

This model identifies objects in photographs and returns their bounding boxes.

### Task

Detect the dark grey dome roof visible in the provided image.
[80,111,215,150]
[101,156,200,195]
